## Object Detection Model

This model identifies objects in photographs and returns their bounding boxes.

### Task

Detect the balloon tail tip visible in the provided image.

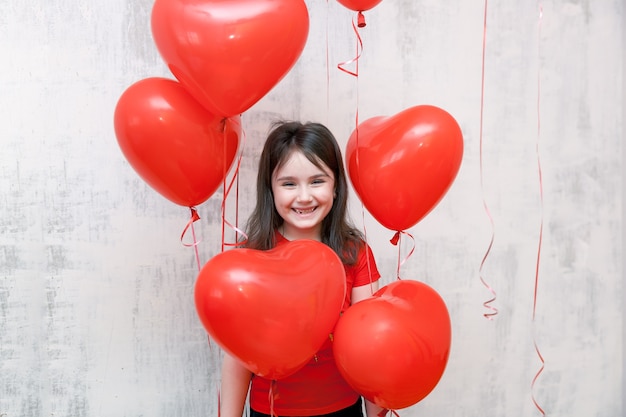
[357,11,366,27]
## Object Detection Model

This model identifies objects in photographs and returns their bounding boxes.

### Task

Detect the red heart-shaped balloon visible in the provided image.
[195,240,346,380]
[333,280,451,410]
[151,0,310,117]
[114,77,241,207]
[346,105,463,231]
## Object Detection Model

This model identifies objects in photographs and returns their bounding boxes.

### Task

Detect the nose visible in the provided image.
[296,186,313,202]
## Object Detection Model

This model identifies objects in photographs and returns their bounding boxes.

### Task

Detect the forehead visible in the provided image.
[273,150,333,177]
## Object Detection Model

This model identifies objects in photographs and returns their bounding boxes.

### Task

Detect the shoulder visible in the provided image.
[345,239,380,287]
[355,240,376,264]
[347,239,377,270]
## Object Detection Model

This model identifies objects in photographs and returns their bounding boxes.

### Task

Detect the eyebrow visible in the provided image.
[274,173,332,182]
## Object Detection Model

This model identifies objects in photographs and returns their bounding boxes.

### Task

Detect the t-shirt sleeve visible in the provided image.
[351,242,381,287]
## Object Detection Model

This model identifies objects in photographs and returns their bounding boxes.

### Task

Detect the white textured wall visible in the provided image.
[0,0,622,416]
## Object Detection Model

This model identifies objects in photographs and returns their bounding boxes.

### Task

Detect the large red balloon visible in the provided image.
[345,105,463,231]
[336,0,383,12]
[114,77,241,207]
[151,0,309,117]
[333,280,451,410]
[195,240,346,380]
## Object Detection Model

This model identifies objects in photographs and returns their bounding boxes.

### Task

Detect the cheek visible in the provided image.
[322,186,336,202]
[272,188,289,207]
[270,184,281,201]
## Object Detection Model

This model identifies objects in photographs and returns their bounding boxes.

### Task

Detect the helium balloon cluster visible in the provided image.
[113,0,462,411]
[114,0,310,207]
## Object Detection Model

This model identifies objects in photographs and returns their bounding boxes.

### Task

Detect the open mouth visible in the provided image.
[293,207,316,215]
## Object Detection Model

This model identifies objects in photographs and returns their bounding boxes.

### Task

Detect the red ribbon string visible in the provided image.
[337,14,364,78]
[356,200,378,294]
[338,5,362,153]
[180,207,202,271]
[325,0,330,114]
[376,409,398,417]
[382,409,399,417]
[339,8,378,294]
[217,387,221,417]
[389,230,416,280]
[221,118,229,253]
[531,341,545,416]
[531,4,545,416]
[220,117,248,252]
[478,0,498,320]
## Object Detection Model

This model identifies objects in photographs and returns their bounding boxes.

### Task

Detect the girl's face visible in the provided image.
[271,150,335,241]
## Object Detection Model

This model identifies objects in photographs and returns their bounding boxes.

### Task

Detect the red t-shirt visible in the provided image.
[249,233,380,416]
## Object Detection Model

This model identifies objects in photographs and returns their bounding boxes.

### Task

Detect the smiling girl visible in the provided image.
[220,121,382,417]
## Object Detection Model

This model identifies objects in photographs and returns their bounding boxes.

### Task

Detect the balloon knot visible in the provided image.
[357,11,366,28]
[389,231,401,246]
[180,207,202,248]
[190,207,201,222]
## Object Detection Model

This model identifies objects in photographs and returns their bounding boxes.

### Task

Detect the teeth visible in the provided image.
[295,208,315,214]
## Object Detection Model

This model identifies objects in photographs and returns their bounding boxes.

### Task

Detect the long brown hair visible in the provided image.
[244,121,363,265]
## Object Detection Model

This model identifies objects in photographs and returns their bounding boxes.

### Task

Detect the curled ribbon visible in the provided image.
[478,0,498,320]
[220,117,249,251]
[180,207,202,271]
[531,4,545,416]
[531,341,545,416]
[381,409,399,417]
[180,206,201,244]
[340,5,378,294]
[389,230,416,281]
[337,13,364,78]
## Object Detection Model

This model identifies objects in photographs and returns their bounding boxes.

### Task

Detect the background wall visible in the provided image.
[0,0,622,416]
